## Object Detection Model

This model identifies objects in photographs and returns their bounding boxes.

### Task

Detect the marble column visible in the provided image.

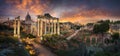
[31,25,33,34]
[52,19,54,34]
[40,18,43,40]
[37,19,40,37]
[14,19,17,37]
[54,19,56,34]
[48,19,51,34]
[40,19,43,36]
[17,19,20,38]
[51,19,54,34]
[46,19,48,34]
[44,18,47,34]
[14,17,20,38]
[57,18,60,35]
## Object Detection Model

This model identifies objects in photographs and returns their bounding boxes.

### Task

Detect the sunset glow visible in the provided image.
[0,0,120,24]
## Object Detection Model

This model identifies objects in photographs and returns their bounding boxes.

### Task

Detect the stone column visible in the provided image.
[51,19,54,34]
[52,19,54,34]
[14,19,17,37]
[44,18,47,34]
[54,19,56,34]
[40,18,43,40]
[40,19,43,36]
[17,19,20,38]
[37,19,40,37]
[57,18,60,35]
[48,19,51,34]
[31,25,33,34]
[46,19,48,34]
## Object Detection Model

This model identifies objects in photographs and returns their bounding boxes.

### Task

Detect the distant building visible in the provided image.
[109,24,120,34]
[24,12,33,24]
[22,12,35,34]
[2,12,60,38]
[21,13,60,37]
[60,22,81,31]
[84,23,94,31]
[2,18,14,28]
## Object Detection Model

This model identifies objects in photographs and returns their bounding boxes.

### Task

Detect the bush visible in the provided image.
[42,34,87,56]
[94,51,110,56]
[0,36,18,44]
[42,34,67,50]
[111,32,119,44]
[13,47,30,56]
[111,32,119,40]
[26,34,36,38]
[93,20,110,34]
[0,24,13,31]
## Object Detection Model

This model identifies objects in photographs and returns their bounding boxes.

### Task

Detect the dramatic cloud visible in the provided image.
[0,0,120,24]
[5,0,49,15]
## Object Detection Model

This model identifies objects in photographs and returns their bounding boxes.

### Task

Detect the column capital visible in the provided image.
[37,15,43,19]
[56,18,59,21]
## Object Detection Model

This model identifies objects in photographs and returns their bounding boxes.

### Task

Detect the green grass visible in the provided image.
[42,34,87,56]
[0,34,30,56]
[0,36,18,44]
[12,47,30,56]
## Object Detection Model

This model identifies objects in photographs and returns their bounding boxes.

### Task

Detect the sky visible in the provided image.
[0,0,120,24]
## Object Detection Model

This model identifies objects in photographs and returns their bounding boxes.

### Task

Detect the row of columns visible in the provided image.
[13,15,60,40]
[37,16,60,37]
[14,16,20,38]
[84,37,98,45]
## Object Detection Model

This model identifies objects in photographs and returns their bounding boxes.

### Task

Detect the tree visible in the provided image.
[0,24,13,31]
[111,33,119,40]
[73,25,81,30]
[113,21,120,24]
[86,23,94,26]
[93,20,110,45]
[93,20,110,34]
[111,32,119,44]
[97,20,110,24]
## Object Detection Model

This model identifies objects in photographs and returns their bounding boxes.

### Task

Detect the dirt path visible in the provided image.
[31,42,57,56]
[66,28,81,40]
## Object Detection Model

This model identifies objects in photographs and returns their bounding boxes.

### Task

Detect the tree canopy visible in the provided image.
[93,20,110,34]
[111,32,119,40]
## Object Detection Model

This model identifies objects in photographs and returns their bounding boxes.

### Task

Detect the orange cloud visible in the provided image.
[5,0,49,15]
[60,8,112,24]
[5,0,119,24]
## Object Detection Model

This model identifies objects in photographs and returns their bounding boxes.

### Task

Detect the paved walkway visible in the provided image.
[31,42,57,56]
[66,28,81,40]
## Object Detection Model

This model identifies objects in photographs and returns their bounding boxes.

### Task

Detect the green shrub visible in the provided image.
[26,34,36,38]
[0,36,18,44]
